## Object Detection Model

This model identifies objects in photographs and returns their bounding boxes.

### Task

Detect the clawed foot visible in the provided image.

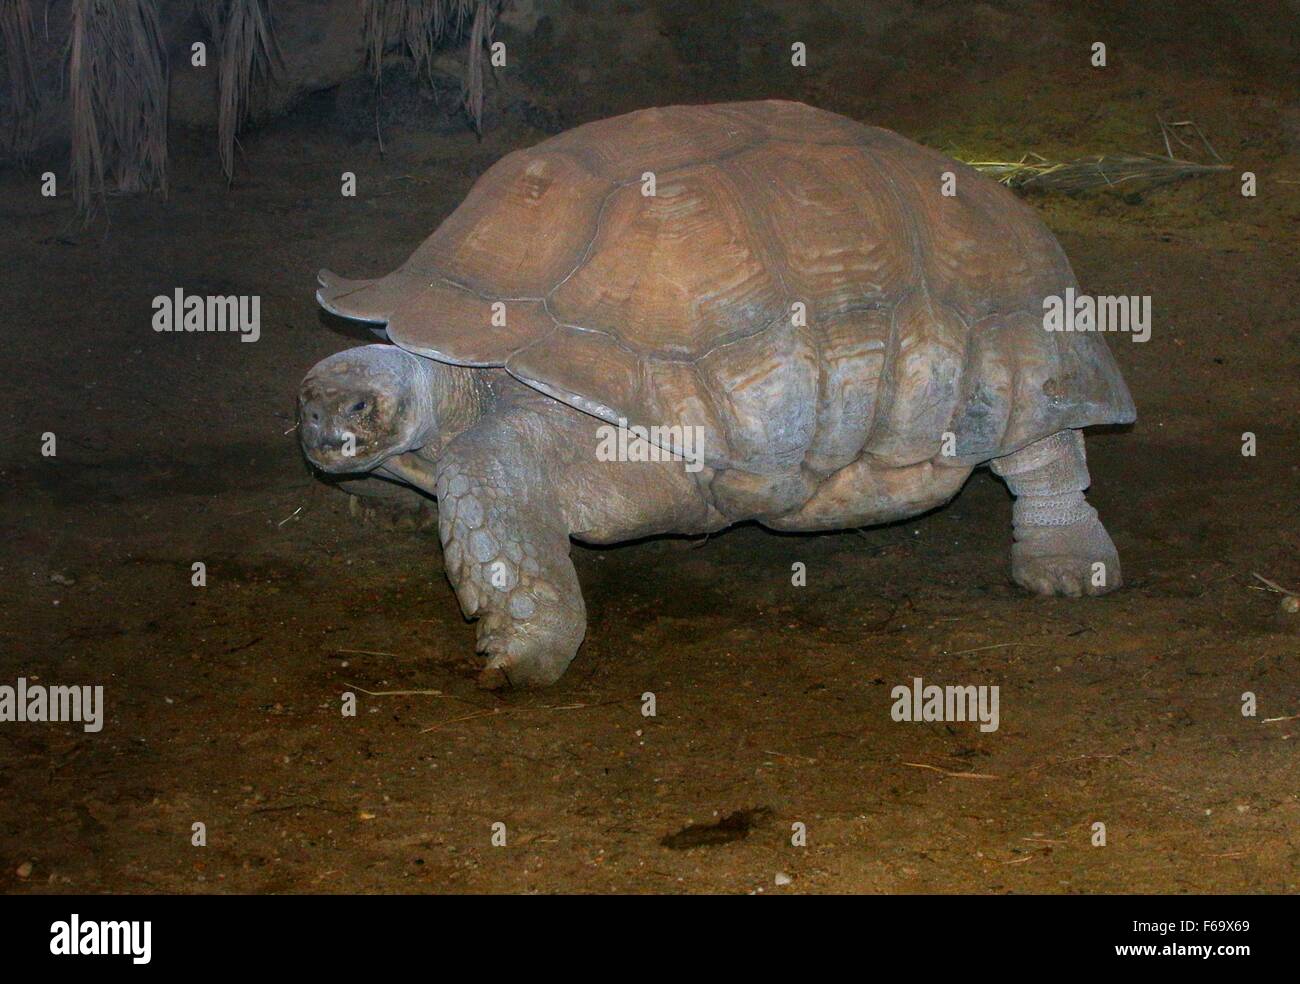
[473,602,585,689]
[1011,515,1122,597]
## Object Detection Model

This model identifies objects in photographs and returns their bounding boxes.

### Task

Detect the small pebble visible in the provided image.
[774,871,792,886]
[16,861,33,879]
[1280,595,1299,614]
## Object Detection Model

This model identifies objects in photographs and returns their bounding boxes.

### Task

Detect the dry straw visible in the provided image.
[199,0,280,184]
[962,121,1230,194]
[964,151,1229,193]
[66,0,169,220]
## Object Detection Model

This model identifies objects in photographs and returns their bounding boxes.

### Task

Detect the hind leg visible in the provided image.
[991,429,1122,597]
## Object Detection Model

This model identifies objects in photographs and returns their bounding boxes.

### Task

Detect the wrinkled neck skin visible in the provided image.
[377,358,522,499]
[413,357,499,458]
[375,353,500,493]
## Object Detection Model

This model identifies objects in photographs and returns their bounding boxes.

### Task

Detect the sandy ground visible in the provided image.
[1,1,1297,893]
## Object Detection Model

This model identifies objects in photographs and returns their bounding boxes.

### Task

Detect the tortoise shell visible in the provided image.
[317,100,1135,474]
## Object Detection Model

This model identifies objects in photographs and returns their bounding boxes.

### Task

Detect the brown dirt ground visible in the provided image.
[1,1,1297,893]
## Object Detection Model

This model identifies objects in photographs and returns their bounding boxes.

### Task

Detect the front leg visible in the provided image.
[433,426,586,689]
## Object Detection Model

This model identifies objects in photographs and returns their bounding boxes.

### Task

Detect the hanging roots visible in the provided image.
[200,0,280,184]
[66,0,169,219]
[0,0,39,157]
[361,0,498,133]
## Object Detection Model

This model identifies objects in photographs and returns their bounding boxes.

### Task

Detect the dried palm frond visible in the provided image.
[362,1,498,134]
[362,0,387,82]
[404,0,475,82]
[201,0,281,184]
[0,0,39,157]
[462,0,493,134]
[66,0,169,220]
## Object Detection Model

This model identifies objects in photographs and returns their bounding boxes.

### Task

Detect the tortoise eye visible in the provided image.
[349,399,367,414]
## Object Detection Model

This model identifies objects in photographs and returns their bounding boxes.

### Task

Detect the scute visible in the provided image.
[865,290,969,467]
[426,150,610,295]
[696,319,820,471]
[317,149,608,322]
[387,282,554,366]
[723,141,916,317]
[505,325,641,424]
[543,104,767,181]
[550,165,784,357]
[713,100,873,146]
[863,138,1069,317]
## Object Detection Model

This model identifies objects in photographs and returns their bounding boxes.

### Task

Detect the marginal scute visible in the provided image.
[804,307,891,473]
[505,325,642,423]
[506,328,734,468]
[388,282,553,366]
[317,270,405,323]
[697,319,820,470]
[641,358,730,466]
[1002,310,1075,452]
[946,315,1016,462]
[1049,325,1138,425]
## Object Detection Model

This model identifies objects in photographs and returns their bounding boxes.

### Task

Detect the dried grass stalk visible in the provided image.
[964,151,1230,194]
[202,0,280,184]
[963,123,1230,195]
[0,0,39,157]
[67,0,169,219]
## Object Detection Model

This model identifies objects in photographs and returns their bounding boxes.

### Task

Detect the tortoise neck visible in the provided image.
[411,356,493,456]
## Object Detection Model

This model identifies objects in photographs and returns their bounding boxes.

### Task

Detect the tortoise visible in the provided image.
[298,100,1135,688]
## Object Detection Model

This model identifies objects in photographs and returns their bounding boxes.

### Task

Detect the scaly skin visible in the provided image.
[991,429,1122,597]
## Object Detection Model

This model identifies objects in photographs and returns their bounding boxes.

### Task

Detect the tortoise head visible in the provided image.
[298,344,436,473]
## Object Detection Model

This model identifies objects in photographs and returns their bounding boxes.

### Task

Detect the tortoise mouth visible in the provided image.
[298,384,400,473]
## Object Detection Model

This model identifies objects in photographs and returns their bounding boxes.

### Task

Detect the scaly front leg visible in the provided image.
[431,421,586,688]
